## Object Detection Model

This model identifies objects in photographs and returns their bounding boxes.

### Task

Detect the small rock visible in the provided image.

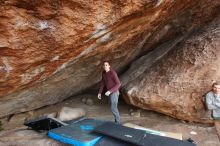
[43,112,57,118]
[86,98,94,106]
[190,131,197,135]
[129,109,134,113]
[181,120,187,124]
[81,97,87,103]
[57,107,86,122]
[130,110,141,117]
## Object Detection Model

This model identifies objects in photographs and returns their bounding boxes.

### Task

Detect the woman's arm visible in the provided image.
[98,74,105,94]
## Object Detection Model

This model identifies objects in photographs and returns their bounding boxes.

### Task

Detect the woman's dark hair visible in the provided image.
[103,60,110,65]
[212,81,220,87]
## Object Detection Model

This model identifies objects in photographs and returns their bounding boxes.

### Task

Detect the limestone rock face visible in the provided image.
[121,15,220,124]
[0,0,220,117]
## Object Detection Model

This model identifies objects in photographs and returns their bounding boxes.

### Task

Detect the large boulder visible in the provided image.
[0,0,220,117]
[121,15,220,124]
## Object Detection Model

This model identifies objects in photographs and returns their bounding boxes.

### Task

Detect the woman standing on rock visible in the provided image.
[206,82,220,119]
[98,61,121,124]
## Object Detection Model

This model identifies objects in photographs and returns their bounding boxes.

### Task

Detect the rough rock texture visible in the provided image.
[0,128,66,146]
[0,0,220,118]
[121,15,220,123]
[214,121,220,140]
[57,107,86,121]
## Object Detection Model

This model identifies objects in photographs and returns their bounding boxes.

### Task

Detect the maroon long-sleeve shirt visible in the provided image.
[98,69,121,94]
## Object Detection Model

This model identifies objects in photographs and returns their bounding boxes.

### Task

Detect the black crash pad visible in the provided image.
[140,132,196,146]
[93,122,196,146]
[93,122,145,145]
[24,116,67,131]
[95,136,134,146]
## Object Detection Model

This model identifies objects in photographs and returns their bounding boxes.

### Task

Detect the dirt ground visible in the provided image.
[1,94,220,146]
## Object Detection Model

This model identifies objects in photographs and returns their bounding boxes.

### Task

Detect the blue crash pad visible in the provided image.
[48,119,105,146]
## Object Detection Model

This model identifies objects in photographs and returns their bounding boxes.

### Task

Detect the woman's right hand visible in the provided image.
[98,93,101,100]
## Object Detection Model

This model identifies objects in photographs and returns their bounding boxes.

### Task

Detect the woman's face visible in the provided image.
[103,62,110,71]
[213,84,220,94]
